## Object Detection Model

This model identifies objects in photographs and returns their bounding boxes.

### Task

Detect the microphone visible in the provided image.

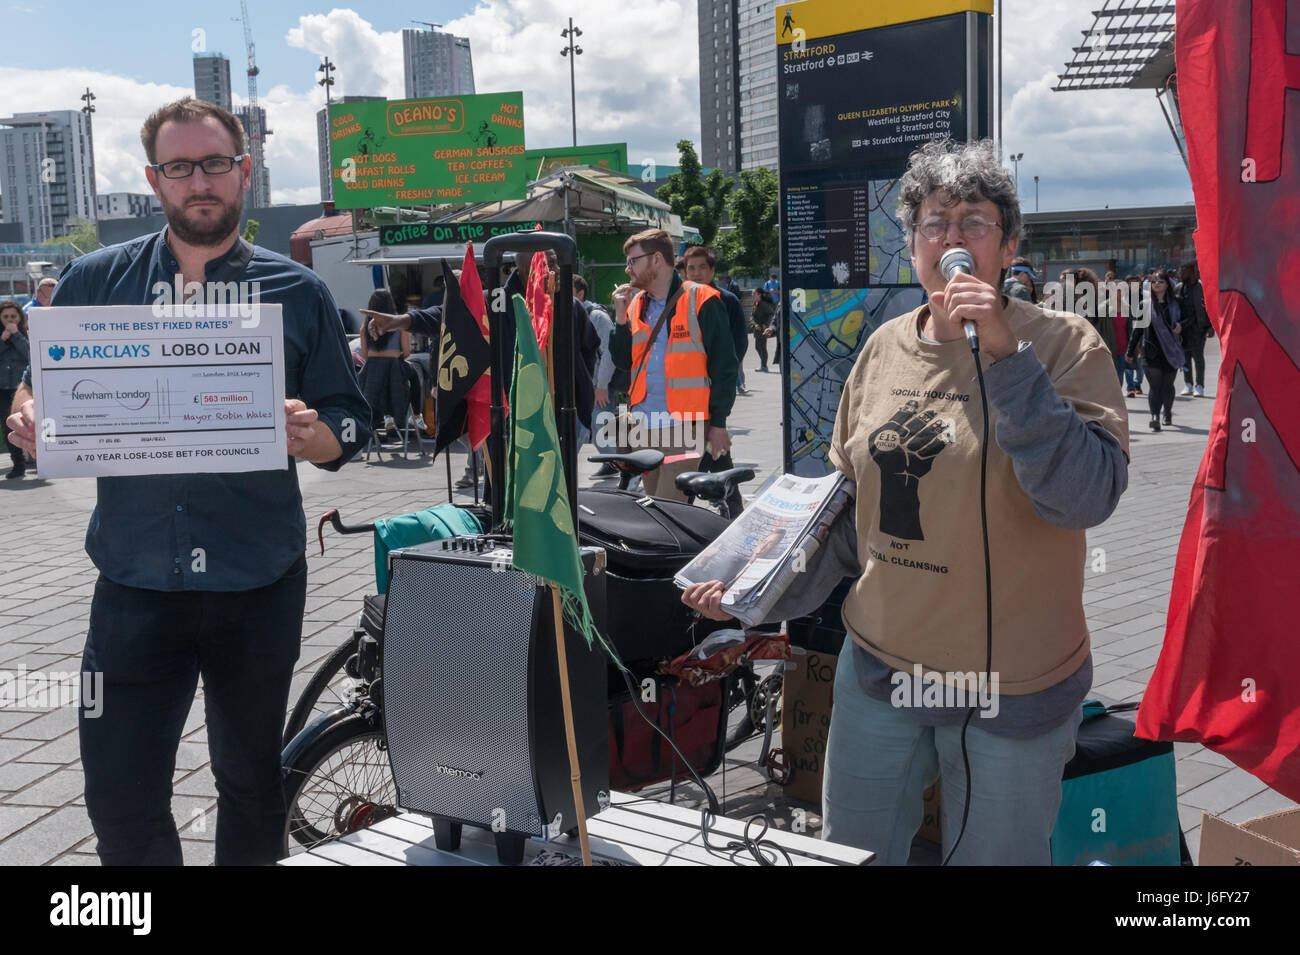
[939,247,979,352]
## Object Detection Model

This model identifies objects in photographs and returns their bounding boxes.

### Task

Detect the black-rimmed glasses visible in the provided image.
[152,155,248,179]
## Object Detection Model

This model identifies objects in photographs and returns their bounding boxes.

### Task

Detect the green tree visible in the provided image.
[241,218,260,243]
[43,217,98,253]
[655,140,732,247]
[723,167,779,277]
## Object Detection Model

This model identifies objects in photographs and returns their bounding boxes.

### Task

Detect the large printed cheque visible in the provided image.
[29,305,287,478]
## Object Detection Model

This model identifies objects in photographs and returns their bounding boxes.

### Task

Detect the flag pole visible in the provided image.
[472,447,481,506]
[549,582,592,866]
[445,449,453,504]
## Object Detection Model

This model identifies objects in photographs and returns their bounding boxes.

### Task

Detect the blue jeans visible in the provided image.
[79,557,306,865]
[822,635,1079,865]
[1124,361,1144,391]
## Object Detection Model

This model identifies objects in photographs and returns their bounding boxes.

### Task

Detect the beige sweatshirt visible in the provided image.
[829,296,1130,694]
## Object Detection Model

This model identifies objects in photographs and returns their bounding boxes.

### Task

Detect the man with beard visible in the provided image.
[609,229,738,501]
[5,97,370,866]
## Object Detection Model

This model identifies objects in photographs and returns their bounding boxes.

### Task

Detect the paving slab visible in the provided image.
[0,805,93,865]
[0,805,51,843]
[1180,768,1271,815]
[4,768,84,808]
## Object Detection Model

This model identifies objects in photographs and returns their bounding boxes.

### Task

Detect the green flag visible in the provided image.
[506,293,603,652]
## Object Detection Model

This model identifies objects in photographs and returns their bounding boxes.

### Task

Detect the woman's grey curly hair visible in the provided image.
[896,138,1021,246]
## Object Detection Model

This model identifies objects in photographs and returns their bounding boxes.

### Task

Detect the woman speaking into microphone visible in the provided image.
[683,138,1130,865]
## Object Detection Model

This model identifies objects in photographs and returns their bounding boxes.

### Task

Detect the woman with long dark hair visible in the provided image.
[0,299,31,478]
[1125,270,1184,431]
[359,288,411,443]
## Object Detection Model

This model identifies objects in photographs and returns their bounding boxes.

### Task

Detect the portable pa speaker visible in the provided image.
[381,536,609,864]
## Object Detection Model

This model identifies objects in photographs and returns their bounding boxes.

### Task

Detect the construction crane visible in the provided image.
[238,0,265,206]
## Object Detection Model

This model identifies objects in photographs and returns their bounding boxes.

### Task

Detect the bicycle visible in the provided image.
[280,450,782,856]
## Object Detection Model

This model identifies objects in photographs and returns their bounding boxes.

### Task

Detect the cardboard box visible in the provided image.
[780,648,837,803]
[1199,808,1300,866]
[780,647,945,845]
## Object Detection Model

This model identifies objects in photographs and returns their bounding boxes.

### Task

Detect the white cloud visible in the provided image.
[999,0,1191,211]
[439,0,701,166]
[284,9,405,99]
[0,67,193,197]
[249,82,330,204]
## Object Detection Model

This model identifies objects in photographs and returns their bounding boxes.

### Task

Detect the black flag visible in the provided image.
[434,258,492,454]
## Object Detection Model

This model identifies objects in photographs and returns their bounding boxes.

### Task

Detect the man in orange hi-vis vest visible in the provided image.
[609,228,739,501]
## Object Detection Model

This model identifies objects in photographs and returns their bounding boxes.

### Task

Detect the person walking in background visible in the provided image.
[575,275,619,475]
[359,288,411,444]
[1002,257,1037,302]
[1121,273,1145,397]
[1069,267,1120,382]
[1109,278,1129,390]
[0,300,30,479]
[1177,260,1213,397]
[722,272,742,300]
[682,245,748,396]
[751,289,777,372]
[22,277,56,314]
[1126,269,1184,431]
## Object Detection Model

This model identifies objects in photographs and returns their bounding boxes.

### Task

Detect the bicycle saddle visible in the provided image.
[675,467,756,503]
[588,449,665,475]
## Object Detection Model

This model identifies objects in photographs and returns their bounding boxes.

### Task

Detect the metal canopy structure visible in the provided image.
[1055,1,1175,91]
[1054,1,1185,168]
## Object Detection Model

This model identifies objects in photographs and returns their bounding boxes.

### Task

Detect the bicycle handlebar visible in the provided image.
[317,508,376,556]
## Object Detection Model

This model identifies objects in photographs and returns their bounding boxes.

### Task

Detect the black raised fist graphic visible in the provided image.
[868,400,951,540]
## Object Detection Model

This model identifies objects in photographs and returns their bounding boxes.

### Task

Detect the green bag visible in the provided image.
[373,504,482,593]
[1050,700,1186,866]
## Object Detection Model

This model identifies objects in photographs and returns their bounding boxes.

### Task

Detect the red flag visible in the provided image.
[526,250,553,351]
[458,241,495,450]
[1135,0,1300,800]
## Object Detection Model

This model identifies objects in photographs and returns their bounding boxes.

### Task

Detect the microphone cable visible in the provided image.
[941,331,994,867]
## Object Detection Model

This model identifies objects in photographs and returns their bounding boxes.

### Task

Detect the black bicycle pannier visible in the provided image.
[576,488,730,575]
[576,488,732,663]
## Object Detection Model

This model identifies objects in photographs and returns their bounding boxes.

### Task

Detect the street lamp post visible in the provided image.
[318,58,335,201]
[1034,175,1039,212]
[560,19,583,148]
[318,57,335,105]
[1010,151,1024,191]
[81,87,97,225]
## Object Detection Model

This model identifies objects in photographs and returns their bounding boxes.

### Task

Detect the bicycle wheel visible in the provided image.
[283,633,362,748]
[281,707,397,857]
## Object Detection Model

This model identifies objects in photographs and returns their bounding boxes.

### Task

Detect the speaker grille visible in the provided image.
[383,554,544,835]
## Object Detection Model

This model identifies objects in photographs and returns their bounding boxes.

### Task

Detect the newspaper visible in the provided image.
[674,471,855,627]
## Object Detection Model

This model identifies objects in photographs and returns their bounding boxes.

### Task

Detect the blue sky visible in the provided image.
[0,1,1192,211]
[4,1,469,91]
